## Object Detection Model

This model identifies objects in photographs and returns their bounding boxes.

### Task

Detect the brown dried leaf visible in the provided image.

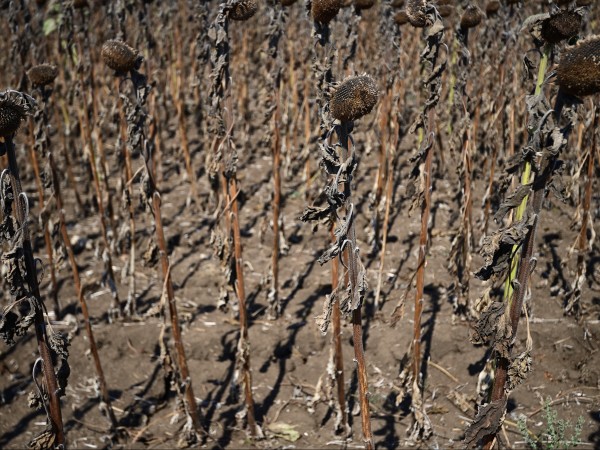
[470,301,505,345]
[407,379,432,441]
[142,240,159,268]
[494,309,513,359]
[493,183,532,224]
[476,216,534,280]
[351,259,368,311]
[315,292,335,334]
[27,425,56,450]
[507,351,532,391]
[55,358,70,397]
[27,390,43,411]
[48,330,69,360]
[391,270,417,326]
[447,390,475,414]
[300,205,332,222]
[464,396,508,449]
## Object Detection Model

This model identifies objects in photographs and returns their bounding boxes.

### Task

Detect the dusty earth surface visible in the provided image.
[0,113,599,450]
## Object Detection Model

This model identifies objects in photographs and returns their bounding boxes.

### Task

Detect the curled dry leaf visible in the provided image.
[493,183,532,223]
[27,425,57,450]
[507,351,532,391]
[315,292,336,334]
[470,301,505,345]
[476,215,535,281]
[463,396,508,449]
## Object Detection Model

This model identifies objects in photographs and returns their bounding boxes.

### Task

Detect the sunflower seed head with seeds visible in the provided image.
[330,75,379,123]
[556,35,600,97]
[101,39,140,73]
[27,64,58,88]
[0,90,36,138]
[229,0,258,21]
[311,0,343,23]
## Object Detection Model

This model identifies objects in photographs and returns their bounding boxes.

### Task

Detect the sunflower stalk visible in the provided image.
[1,131,65,447]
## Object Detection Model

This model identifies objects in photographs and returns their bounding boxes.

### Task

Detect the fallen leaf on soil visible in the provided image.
[266,422,301,442]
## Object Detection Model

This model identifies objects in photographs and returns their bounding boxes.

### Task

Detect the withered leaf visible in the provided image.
[0,311,18,345]
[27,425,56,450]
[48,330,69,360]
[317,210,352,265]
[507,351,532,391]
[142,239,159,268]
[493,308,513,359]
[463,396,508,449]
[300,205,332,223]
[520,12,551,42]
[493,183,532,224]
[55,358,70,397]
[351,258,368,312]
[27,390,43,411]
[547,161,568,203]
[315,292,336,335]
[317,242,339,265]
[470,301,505,345]
[475,215,534,280]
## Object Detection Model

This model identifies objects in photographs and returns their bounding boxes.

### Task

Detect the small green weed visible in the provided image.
[518,397,584,450]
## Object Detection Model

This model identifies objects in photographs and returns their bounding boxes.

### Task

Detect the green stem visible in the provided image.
[503,43,551,301]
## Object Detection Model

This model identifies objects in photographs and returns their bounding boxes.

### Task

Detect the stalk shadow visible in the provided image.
[419,283,442,383]
[64,396,114,435]
[204,330,237,449]
[278,257,318,318]
[586,255,600,294]
[373,392,402,450]
[0,410,42,448]
[386,232,418,298]
[588,409,600,450]
[0,376,32,407]
[128,283,156,316]
[119,360,167,429]
[256,283,329,423]
[0,333,34,363]
[540,232,571,305]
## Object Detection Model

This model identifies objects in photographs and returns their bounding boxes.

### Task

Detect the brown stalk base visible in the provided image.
[338,122,373,450]
[413,137,433,388]
[152,192,203,435]
[331,227,348,435]
[3,137,65,446]
[228,176,259,437]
